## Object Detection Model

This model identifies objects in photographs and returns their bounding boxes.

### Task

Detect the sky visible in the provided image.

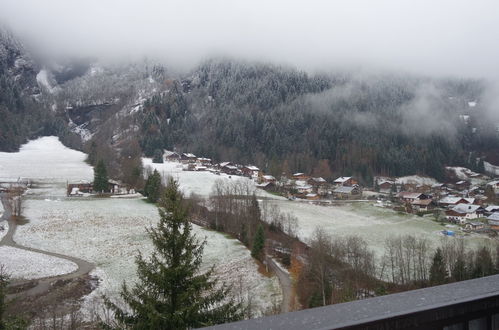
[1,0,499,79]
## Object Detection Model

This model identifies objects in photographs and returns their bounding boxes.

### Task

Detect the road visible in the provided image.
[0,192,94,297]
[266,256,292,313]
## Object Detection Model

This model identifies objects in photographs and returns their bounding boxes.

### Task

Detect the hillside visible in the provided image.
[1,29,498,183]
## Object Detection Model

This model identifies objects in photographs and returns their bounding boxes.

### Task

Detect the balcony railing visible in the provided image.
[202,274,499,330]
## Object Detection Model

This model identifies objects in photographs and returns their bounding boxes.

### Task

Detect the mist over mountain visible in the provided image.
[1,0,499,184]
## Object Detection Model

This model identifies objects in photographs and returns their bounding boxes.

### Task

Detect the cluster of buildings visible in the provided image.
[374,171,499,233]
[66,179,135,196]
[163,151,362,200]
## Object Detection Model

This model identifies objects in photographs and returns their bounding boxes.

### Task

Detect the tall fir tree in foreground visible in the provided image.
[93,160,109,193]
[104,178,242,329]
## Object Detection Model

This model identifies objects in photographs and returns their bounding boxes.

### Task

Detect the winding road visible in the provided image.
[0,192,94,297]
[266,256,292,313]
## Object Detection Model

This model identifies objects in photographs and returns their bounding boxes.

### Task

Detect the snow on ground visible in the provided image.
[142,158,281,199]
[267,200,492,257]
[0,246,77,280]
[18,186,281,317]
[0,136,93,182]
[395,175,438,186]
[0,201,3,217]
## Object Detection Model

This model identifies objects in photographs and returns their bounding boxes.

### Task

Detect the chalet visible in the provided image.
[67,181,93,196]
[296,180,313,194]
[242,166,260,179]
[180,153,197,163]
[334,176,357,187]
[218,162,234,169]
[454,180,471,190]
[333,186,360,199]
[438,196,470,208]
[256,182,276,191]
[221,165,239,175]
[292,173,310,181]
[465,221,484,230]
[308,177,329,196]
[486,180,499,193]
[196,157,212,166]
[445,204,482,224]
[306,193,320,200]
[261,175,276,183]
[164,151,181,162]
[378,180,394,194]
[485,205,499,215]
[411,199,435,212]
[488,213,499,230]
[108,179,131,195]
[397,192,428,203]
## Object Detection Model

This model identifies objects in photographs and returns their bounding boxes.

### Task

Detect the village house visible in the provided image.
[180,153,197,163]
[487,180,499,192]
[411,199,435,212]
[333,176,358,187]
[465,221,485,231]
[333,186,361,199]
[67,180,93,196]
[488,213,499,230]
[378,180,394,194]
[454,180,471,191]
[484,205,499,215]
[396,192,429,203]
[445,204,482,224]
[256,181,276,191]
[261,175,276,183]
[438,196,472,208]
[306,193,320,200]
[196,157,212,166]
[220,164,239,175]
[292,173,310,181]
[242,166,260,179]
[108,179,133,195]
[164,151,181,162]
[308,177,329,195]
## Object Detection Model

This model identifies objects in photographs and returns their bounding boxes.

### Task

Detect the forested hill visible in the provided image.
[138,59,497,183]
[0,28,80,151]
[1,26,498,183]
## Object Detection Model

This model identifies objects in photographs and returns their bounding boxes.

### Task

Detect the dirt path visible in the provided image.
[266,256,292,313]
[0,192,94,297]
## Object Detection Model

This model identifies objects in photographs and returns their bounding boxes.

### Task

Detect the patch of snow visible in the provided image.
[36,69,59,94]
[468,101,477,107]
[0,246,77,280]
[0,136,93,182]
[484,161,499,176]
[395,175,438,186]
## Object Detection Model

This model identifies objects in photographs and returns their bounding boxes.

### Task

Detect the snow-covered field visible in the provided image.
[0,137,280,316]
[0,246,77,280]
[395,175,438,186]
[142,158,281,199]
[0,136,93,182]
[267,200,493,256]
[18,193,280,316]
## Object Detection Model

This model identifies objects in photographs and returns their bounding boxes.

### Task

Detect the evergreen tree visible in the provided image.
[477,158,485,174]
[93,160,109,193]
[429,248,448,285]
[451,255,468,282]
[104,179,242,329]
[144,170,162,203]
[152,149,164,163]
[251,224,265,262]
[473,246,494,278]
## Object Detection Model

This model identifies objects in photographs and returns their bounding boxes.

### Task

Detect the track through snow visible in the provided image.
[0,193,94,297]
